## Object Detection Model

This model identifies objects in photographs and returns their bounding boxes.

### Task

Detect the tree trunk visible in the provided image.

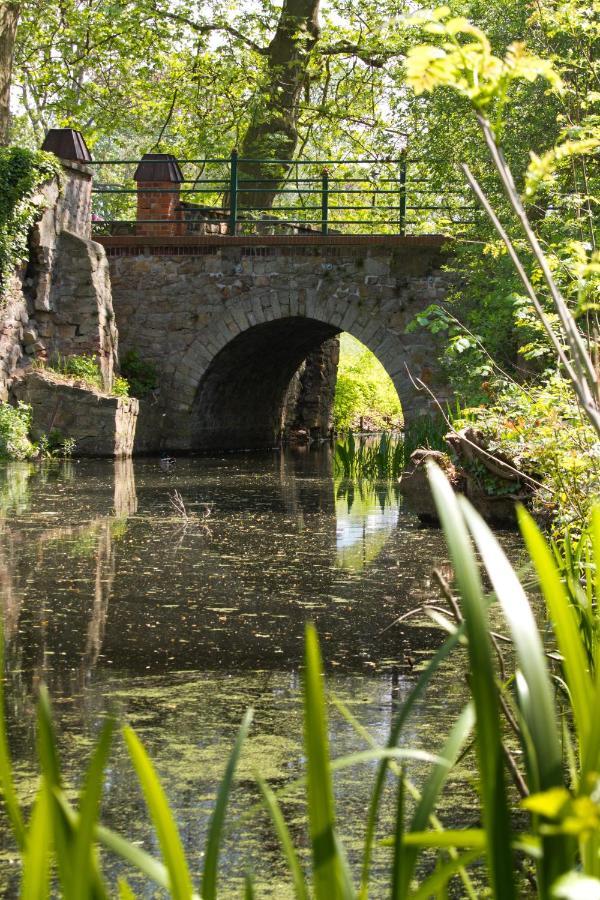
[0,1,20,145]
[237,0,320,210]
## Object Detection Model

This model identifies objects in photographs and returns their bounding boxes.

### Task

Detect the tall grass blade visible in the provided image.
[427,464,515,899]
[463,504,564,786]
[410,849,483,900]
[390,772,404,900]
[118,879,137,900]
[518,506,598,781]
[36,686,73,894]
[95,822,171,891]
[334,696,477,900]
[202,708,253,900]
[0,623,25,848]
[123,725,194,900]
[359,626,464,896]
[71,717,115,898]
[244,873,256,900]
[257,775,309,900]
[303,623,355,900]
[20,782,52,900]
[463,501,572,892]
[398,702,475,896]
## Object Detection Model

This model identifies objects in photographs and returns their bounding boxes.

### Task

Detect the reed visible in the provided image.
[334,418,447,481]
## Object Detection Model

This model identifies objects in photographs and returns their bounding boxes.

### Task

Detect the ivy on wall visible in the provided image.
[0,147,61,295]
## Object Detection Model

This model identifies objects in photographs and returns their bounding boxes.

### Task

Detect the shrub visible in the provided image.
[112,375,130,397]
[44,354,130,398]
[120,349,157,398]
[0,401,36,459]
[454,373,600,531]
[37,429,76,458]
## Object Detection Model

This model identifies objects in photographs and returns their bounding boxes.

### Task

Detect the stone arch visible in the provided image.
[106,240,452,452]
[171,296,427,451]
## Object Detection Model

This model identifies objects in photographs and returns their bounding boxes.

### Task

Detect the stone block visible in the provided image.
[11,371,138,457]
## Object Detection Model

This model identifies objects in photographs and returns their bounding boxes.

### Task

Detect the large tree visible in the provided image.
[0,1,20,144]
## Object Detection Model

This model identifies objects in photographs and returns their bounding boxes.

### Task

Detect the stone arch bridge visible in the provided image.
[99,233,453,452]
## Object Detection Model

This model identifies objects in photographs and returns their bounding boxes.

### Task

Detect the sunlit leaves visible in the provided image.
[406,8,563,114]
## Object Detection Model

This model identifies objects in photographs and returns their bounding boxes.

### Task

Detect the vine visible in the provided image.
[0,147,62,295]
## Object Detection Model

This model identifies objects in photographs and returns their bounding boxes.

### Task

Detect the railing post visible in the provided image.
[321,167,329,235]
[229,148,238,235]
[398,155,407,236]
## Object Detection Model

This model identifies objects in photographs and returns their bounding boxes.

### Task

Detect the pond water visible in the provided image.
[0,451,511,896]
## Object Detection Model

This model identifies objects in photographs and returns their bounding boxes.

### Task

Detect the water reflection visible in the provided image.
[0,450,498,894]
[335,480,401,571]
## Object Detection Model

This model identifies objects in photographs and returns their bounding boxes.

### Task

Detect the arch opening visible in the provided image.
[191,317,407,451]
[333,333,403,433]
[191,317,339,449]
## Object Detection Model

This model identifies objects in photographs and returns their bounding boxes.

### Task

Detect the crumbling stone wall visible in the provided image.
[0,161,118,400]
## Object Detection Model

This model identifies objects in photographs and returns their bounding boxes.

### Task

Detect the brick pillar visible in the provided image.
[133,153,184,237]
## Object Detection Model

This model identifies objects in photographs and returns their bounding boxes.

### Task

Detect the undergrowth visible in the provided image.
[39,354,130,397]
[0,401,74,459]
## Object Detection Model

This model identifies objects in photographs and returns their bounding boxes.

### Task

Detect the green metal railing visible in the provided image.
[90,151,480,236]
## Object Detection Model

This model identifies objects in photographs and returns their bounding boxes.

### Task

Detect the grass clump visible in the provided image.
[41,354,131,398]
[334,432,404,480]
[334,418,448,480]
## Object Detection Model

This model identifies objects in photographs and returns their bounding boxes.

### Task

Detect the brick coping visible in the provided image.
[94,233,449,250]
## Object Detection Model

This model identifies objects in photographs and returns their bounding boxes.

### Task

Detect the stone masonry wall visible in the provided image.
[0,161,118,400]
[283,336,340,441]
[103,237,453,452]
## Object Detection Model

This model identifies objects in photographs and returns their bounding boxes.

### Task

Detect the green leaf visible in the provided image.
[0,621,25,848]
[303,623,355,900]
[257,775,309,900]
[20,781,52,900]
[428,464,515,899]
[202,709,253,900]
[123,725,194,900]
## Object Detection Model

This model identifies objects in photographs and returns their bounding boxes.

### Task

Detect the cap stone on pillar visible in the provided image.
[41,128,93,163]
[134,153,184,237]
[133,153,184,183]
